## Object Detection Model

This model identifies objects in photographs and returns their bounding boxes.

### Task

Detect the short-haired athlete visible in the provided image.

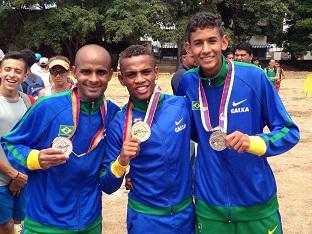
[177,12,300,234]
[1,44,120,234]
[0,51,34,234]
[102,45,195,234]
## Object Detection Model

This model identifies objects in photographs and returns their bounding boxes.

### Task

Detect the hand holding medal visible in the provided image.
[119,137,141,166]
[38,147,69,170]
[225,130,250,153]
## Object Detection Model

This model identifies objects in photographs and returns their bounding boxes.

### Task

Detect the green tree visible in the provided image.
[284,0,312,58]
[16,6,103,60]
[218,0,291,45]
[104,0,172,44]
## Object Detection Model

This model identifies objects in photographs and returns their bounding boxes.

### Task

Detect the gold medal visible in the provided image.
[52,136,73,156]
[209,130,227,151]
[131,121,151,142]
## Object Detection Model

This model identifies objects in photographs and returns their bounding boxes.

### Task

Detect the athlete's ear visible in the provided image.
[221,35,229,51]
[185,42,192,55]
[118,72,125,86]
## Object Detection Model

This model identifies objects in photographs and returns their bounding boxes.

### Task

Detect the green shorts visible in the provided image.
[196,211,282,234]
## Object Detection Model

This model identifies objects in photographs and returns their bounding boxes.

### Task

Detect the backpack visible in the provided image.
[22,73,45,97]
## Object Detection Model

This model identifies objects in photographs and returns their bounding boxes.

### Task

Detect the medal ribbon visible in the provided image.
[144,85,161,126]
[123,101,133,142]
[198,60,234,133]
[70,87,106,156]
[123,85,161,141]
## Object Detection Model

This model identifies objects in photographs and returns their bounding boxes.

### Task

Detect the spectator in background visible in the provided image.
[253,59,262,68]
[0,51,34,234]
[34,57,50,87]
[264,60,285,92]
[171,47,197,94]
[38,56,73,97]
[274,61,285,92]
[234,42,253,63]
[224,48,234,61]
[30,53,41,75]
[20,49,45,98]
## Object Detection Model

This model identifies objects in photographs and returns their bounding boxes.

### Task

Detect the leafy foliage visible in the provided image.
[0,0,310,57]
[284,0,312,57]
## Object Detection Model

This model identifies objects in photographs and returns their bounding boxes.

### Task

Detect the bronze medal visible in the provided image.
[131,121,151,142]
[209,130,227,151]
[52,136,73,156]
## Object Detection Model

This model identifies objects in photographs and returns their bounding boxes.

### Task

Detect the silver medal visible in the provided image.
[52,136,73,156]
[209,130,227,151]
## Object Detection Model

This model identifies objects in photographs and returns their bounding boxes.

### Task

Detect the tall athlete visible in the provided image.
[177,12,300,234]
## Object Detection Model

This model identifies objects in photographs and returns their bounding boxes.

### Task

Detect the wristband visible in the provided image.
[111,156,129,178]
[247,136,267,156]
[27,150,42,170]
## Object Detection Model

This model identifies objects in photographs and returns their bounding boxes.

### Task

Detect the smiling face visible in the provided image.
[119,55,158,101]
[74,45,113,101]
[186,27,228,77]
[0,58,27,96]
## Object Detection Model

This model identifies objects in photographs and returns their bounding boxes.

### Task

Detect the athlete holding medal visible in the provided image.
[101,45,195,233]
[1,44,119,233]
[176,12,300,234]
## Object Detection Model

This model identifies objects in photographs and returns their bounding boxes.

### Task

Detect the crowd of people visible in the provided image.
[0,11,300,234]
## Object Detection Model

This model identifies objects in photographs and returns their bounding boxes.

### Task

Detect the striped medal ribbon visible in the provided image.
[198,60,235,151]
[123,85,161,142]
[54,87,107,157]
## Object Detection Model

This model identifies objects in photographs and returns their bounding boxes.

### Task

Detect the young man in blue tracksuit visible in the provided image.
[101,45,194,233]
[176,12,300,234]
[1,44,120,234]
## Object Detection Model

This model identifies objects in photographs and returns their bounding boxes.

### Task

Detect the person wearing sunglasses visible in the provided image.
[38,56,73,98]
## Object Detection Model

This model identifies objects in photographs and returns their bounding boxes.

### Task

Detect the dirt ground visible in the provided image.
[102,70,312,234]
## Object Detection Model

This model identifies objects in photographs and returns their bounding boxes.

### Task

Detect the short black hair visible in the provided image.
[0,51,29,72]
[186,12,224,42]
[235,42,253,55]
[119,45,155,70]
[224,48,234,56]
[20,48,36,67]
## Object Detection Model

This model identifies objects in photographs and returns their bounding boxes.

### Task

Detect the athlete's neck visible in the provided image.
[199,56,228,87]
[0,86,19,100]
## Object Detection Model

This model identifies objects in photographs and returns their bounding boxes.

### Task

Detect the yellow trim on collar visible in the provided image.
[111,156,129,177]
[247,136,267,156]
[27,150,42,170]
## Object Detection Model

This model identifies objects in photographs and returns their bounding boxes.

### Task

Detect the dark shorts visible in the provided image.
[127,203,195,234]
[0,185,26,224]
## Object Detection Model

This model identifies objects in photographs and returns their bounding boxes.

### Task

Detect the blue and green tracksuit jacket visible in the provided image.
[102,94,194,220]
[177,59,300,222]
[0,90,120,232]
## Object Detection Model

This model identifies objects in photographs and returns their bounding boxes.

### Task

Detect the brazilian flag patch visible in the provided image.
[192,101,200,110]
[59,125,74,136]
